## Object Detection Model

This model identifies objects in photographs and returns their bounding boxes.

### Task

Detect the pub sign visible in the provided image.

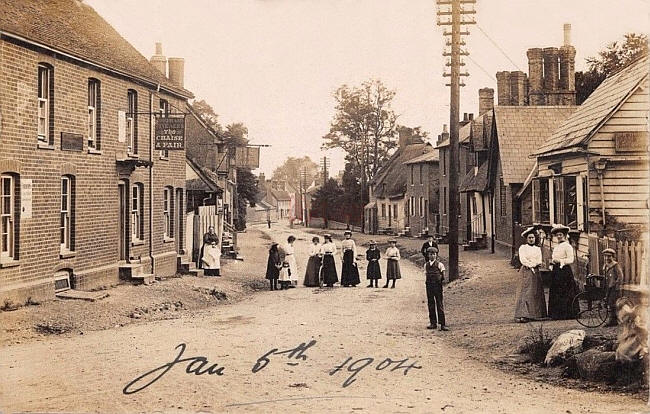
[155,117,185,150]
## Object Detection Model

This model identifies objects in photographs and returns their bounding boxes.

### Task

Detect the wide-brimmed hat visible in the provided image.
[426,246,439,254]
[369,240,376,245]
[344,230,352,236]
[388,239,397,243]
[521,226,536,238]
[550,224,570,235]
[323,233,331,238]
[602,248,616,256]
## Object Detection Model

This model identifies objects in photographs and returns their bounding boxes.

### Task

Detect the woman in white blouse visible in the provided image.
[384,239,401,288]
[514,227,547,322]
[303,236,322,287]
[320,234,339,287]
[548,224,579,319]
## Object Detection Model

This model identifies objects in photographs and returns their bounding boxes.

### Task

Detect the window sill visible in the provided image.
[0,259,20,268]
[159,156,169,161]
[127,153,139,159]
[88,148,102,155]
[59,250,76,259]
[163,237,175,243]
[131,239,145,246]
[37,141,55,150]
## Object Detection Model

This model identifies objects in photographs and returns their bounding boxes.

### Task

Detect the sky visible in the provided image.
[86,0,649,177]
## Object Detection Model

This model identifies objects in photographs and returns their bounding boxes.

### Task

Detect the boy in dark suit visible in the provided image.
[424,247,448,331]
[421,235,438,260]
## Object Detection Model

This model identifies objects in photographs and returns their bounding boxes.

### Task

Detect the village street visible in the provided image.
[0,223,645,414]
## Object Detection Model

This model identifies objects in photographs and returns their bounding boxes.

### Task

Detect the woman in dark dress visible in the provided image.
[548,224,580,319]
[199,226,219,269]
[265,242,281,291]
[320,234,339,287]
[366,240,381,288]
[340,230,360,287]
[303,236,322,287]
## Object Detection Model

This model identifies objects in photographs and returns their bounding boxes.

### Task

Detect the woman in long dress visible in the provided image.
[384,239,401,288]
[340,230,360,287]
[548,224,580,319]
[202,241,221,276]
[265,242,281,290]
[284,235,299,288]
[514,227,547,322]
[198,226,219,269]
[320,234,339,287]
[303,236,322,287]
[365,240,381,288]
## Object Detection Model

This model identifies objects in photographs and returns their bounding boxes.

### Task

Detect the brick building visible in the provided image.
[0,0,193,302]
[404,150,439,237]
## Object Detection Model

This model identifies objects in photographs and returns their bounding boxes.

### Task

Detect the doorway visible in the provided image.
[118,180,129,261]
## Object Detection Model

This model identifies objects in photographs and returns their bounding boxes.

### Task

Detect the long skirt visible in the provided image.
[386,259,401,280]
[367,260,381,280]
[287,254,299,284]
[341,250,360,286]
[303,256,321,287]
[548,265,579,320]
[321,254,338,285]
[514,266,547,320]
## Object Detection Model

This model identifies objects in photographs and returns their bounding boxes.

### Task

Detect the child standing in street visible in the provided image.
[365,240,381,288]
[384,239,401,288]
[424,247,448,331]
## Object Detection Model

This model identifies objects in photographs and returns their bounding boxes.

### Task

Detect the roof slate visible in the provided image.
[494,106,577,185]
[459,161,489,192]
[371,143,432,198]
[534,56,649,156]
[0,0,192,98]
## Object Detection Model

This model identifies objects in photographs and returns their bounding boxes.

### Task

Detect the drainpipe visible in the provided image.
[149,92,155,275]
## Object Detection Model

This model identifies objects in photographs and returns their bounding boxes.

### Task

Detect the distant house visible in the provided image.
[404,150,440,237]
[365,128,433,235]
[258,175,293,221]
[522,56,649,264]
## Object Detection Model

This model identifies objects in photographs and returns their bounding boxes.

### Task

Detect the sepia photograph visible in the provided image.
[0,0,649,412]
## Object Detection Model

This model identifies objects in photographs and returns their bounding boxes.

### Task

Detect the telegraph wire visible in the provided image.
[476,24,523,71]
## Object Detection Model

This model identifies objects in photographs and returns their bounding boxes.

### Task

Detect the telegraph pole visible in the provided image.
[437,0,475,281]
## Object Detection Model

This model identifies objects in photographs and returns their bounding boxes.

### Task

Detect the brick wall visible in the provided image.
[0,38,187,303]
[405,162,439,236]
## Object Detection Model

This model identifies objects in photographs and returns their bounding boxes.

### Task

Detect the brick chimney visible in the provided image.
[509,71,528,106]
[527,48,545,105]
[398,127,413,149]
[168,57,185,88]
[496,71,511,105]
[543,47,560,93]
[150,42,166,76]
[478,88,494,116]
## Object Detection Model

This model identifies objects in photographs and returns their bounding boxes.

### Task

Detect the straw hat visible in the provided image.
[521,226,536,238]
[550,224,570,235]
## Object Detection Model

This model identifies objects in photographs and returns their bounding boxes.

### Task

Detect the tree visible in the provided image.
[223,122,249,150]
[235,167,258,231]
[190,99,222,133]
[271,156,319,190]
[576,33,648,104]
[311,178,344,228]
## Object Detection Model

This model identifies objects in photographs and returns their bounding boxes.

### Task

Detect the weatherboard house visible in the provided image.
[0,0,193,302]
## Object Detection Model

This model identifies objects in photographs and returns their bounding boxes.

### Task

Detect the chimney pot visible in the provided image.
[563,23,572,46]
[168,57,185,88]
[150,42,167,76]
[155,42,163,55]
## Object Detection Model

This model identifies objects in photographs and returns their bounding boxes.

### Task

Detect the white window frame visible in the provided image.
[88,80,98,149]
[37,65,50,142]
[127,90,136,154]
[1,174,15,260]
[420,197,425,217]
[159,99,169,158]
[60,176,71,251]
[163,187,171,238]
[410,196,415,216]
[131,185,142,241]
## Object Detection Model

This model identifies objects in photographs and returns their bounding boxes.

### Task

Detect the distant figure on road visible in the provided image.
[365,240,381,288]
[514,227,547,323]
[199,226,219,269]
[340,230,360,287]
[320,234,339,287]
[267,219,271,229]
[202,241,221,277]
[548,224,579,320]
[303,236,322,287]
[424,247,447,331]
[384,239,401,288]
[265,242,281,291]
[420,235,438,260]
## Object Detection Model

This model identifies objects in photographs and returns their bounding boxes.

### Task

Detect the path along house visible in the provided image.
[519,56,649,283]
[0,0,193,302]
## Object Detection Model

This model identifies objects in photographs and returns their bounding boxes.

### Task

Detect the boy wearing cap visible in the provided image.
[424,247,448,331]
[602,248,623,326]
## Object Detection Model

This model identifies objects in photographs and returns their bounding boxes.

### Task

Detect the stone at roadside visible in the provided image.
[574,349,617,382]
[545,330,586,366]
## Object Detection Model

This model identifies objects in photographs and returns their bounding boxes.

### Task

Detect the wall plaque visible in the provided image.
[61,132,84,151]
[614,131,648,152]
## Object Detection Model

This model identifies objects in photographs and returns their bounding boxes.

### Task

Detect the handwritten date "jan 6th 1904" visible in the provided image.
[122,340,422,394]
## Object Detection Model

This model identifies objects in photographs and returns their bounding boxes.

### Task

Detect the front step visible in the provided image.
[131,273,155,285]
[119,263,154,285]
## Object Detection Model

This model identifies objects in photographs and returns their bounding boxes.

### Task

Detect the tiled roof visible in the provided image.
[0,0,192,99]
[371,143,432,198]
[534,56,649,156]
[460,161,489,192]
[404,148,439,164]
[270,189,291,201]
[186,157,221,192]
[436,121,472,148]
[494,106,577,185]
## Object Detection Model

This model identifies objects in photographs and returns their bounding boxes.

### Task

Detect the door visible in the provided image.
[175,188,183,254]
[118,181,129,261]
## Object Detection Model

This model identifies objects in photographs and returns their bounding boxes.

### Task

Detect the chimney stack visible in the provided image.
[150,42,167,76]
[167,57,185,88]
[478,88,494,116]
[496,71,512,105]
[509,71,529,106]
[559,24,576,104]
[398,127,412,149]
[543,47,560,93]
[527,48,545,105]
[563,23,572,46]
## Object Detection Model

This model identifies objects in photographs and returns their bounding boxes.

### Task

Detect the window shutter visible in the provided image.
[532,179,540,223]
[554,176,565,225]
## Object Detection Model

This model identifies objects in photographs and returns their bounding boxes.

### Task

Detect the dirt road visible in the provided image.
[1,224,646,413]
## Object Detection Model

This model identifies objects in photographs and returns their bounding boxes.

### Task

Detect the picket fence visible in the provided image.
[587,235,645,286]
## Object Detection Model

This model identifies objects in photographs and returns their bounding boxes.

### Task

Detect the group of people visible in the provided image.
[514,224,622,326]
[265,230,404,290]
